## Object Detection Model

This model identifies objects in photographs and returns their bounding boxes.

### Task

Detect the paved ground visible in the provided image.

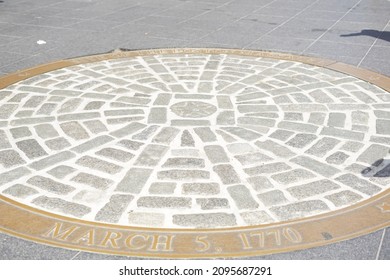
[0,0,389,259]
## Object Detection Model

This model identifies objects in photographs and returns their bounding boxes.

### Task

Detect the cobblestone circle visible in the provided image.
[0,53,389,229]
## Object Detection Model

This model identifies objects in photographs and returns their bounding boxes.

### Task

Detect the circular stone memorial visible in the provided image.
[0,49,389,258]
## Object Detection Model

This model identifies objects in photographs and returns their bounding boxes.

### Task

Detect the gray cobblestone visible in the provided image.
[116,167,153,194]
[217,111,235,125]
[15,110,33,118]
[336,174,381,195]
[245,162,291,176]
[328,104,370,111]
[162,157,205,168]
[375,110,390,120]
[0,167,31,186]
[58,98,82,113]
[45,137,71,151]
[3,184,38,198]
[308,89,334,103]
[110,122,146,138]
[84,101,104,110]
[11,117,55,126]
[194,127,217,142]
[182,183,220,195]
[16,139,47,159]
[57,112,100,122]
[280,104,327,112]
[213,164,240,185]
[326,151,349,164]
[228,185,259,209]
[104,109,144,117]
[376,119,390,135]
[152,127,180,144]
[148,107,167,124]
[171,119,210,126]
[23,96,45,108]
[327,113,346,128]
[72,172,113,190]
[27,176,75,195]
[258,190,288,207]
[240,211,274,224]
[149,182,176,194]
[278,121,319,133]
[138,196,191,209]
[291,155,341,177]
[60,121,89,140]
[306,137,340,157]
[286,133,318,148]
[270,200,330,220]
[47,165,76,179]
[308,112,326,125]
[235,152,272,165]
[269,129,294,141]
[237,105,278,113]
[321,127,364,141]
[9,127,31,139]
[71,135,114,154]
[272,169,315,185]
[340,141,364,153]
[95,194,133,223]
[0,104,18,119]
[158,169,210,180]
[181,130,195,147]
[226,143,256,154]
[325,190,363,207]
[357,144,389,164]
[288,179,341,199]
[134,144,168,167]
[95,147,134,162]
[238,116,275,127]
[196,198,229,210]
[247,176,275,192]
[352,111,369,125]
[204,145,229,164]
[131,125,158,141]
[117,139,144,151]
[255,140,295,158]
[173,213,236,228]
[49,89,82,97]
[153,93,172,105]
[216,96,233,109]
[0,150,26,168]
[222,127,261,141]
[32,196,90,217]
[128,212,165,227]
[34,124,59,139]
[83,120,108,134]
[77,156,122,174]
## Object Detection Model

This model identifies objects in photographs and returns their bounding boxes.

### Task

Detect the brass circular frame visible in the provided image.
[0,48,389,258]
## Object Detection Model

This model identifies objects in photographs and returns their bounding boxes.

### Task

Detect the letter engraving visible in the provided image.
[43,223,78,241]
[148,234,175,252]
[74,229,95,246]
[239,227,303,249]
[125,234,148,250]
[99,231,122,248]
[195,235,211,252]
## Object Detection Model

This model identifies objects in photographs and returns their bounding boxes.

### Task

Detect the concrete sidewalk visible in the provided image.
[0,0,389,259]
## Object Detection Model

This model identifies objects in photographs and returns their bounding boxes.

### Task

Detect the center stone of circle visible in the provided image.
[170,101,218,118]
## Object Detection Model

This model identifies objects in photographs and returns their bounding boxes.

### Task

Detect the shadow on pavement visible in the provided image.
[341,30,390,43]
[361,158,390,177]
